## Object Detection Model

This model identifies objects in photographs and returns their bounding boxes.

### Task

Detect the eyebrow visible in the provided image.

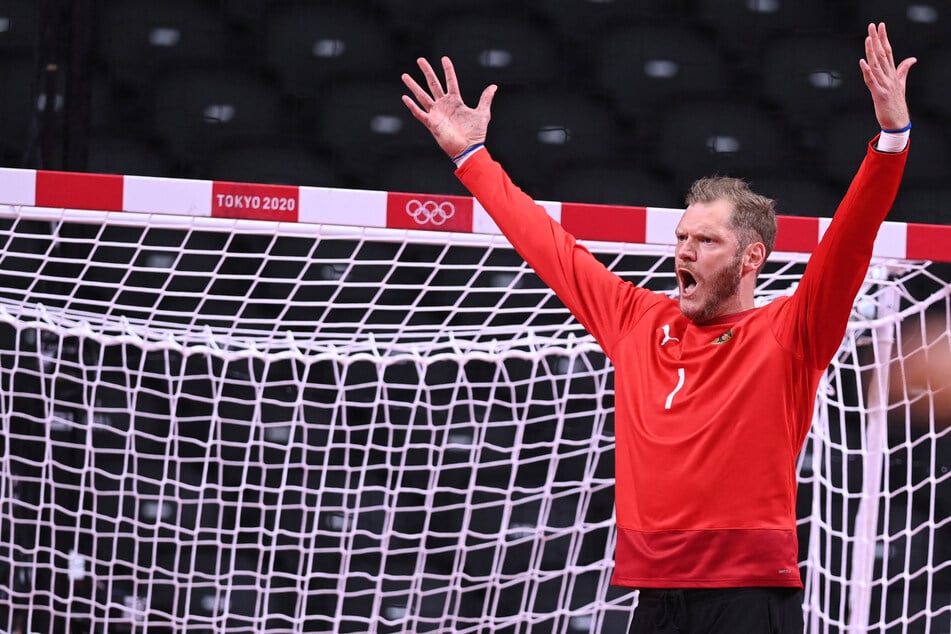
[676,225,726,237]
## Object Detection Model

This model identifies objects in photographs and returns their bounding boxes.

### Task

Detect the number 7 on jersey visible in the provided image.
[665,368,685,409]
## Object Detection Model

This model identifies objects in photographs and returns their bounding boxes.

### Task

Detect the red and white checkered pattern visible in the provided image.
[1,167,947,262]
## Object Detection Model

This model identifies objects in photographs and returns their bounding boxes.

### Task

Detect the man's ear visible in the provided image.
[744,242,767,273]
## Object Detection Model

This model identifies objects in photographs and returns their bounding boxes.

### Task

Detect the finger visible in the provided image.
[859,49,888,93]
[864,24,889,71]
[401,72,434,110]
[416,57,446,99]
[401,94,429,125]
[859,59,884,96]
[896,56,917,82]
[874,23,895,67]
[442,57,461,96]
[477,84,498,113]
[866,22,877,52]
[859,58,873,84]
[861,47,883,90]
[864,29,881,73]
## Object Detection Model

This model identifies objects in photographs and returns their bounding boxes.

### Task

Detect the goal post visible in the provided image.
[0,167,949,633]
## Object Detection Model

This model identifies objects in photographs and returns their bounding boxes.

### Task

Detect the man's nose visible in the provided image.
[676,240,696,261]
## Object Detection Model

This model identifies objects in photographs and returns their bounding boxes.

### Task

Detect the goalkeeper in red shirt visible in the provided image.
[402,23,914,633]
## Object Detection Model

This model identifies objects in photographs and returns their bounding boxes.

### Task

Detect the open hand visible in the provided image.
[859,22,916,131]
[401,57,498,159]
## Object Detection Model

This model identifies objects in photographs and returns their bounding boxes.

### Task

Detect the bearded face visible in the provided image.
[674,199,750,323]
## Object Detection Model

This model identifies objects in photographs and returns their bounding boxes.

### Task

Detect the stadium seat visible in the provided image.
[592,24,729,123]
[424,13,562,93]
[86,136,171,177]
[376,155,469,197]
[375,0,511,36]
[208,144,338,187]
[220,0,283,25]
[0,0,39,53]
[819,110,876,187]
[897,136,950,201]
[916,44,951,122]
[151,66,283,165]
[88,71,145,139]
[750,175,842,218]
[487,89,623,193]
[526,0,687,42]
[97,0,231,94]
[550,163,681,209]
[151,544,263,625]
[890,185,951,225]
[0,57,37,160]
[655,100,790,190]
[696,0,838,55]
[262,3,398,99]
[759,34,870,128]
[821,112,950,189]
[314,78,435,182]
[849,0,951,51]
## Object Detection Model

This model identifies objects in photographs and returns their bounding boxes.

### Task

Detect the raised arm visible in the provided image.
[780,23,913,368]
[400,57,655,355]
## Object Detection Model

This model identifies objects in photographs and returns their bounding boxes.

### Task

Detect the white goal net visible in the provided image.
[0,168,948,633]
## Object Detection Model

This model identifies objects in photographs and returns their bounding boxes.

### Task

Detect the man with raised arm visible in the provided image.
[402,23,914,633]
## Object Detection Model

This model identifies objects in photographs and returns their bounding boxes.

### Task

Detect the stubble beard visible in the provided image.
[681,252,743,323]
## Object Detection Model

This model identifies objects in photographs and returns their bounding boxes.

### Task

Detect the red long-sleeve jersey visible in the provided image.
[455,138,907,588]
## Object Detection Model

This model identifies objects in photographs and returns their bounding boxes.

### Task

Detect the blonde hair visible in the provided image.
[686,176,777,257]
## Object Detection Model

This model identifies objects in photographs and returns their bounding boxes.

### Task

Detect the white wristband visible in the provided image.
[876,129,910,153]
[875,121,911,152]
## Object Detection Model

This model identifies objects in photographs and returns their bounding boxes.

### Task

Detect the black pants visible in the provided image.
[628,587,804,634]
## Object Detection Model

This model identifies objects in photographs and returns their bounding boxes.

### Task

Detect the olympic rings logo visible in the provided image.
[405,199,455,226]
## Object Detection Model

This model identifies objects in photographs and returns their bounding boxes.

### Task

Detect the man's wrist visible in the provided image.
[881,121,912,134]
[877,123,910,153]
[452,143,485,166]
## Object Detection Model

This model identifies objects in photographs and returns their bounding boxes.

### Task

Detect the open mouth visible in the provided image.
[678,269,698,296]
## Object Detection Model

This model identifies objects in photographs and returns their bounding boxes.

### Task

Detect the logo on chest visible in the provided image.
[659,324,680,346]
[657,324,736,350]
[711,328,734,345]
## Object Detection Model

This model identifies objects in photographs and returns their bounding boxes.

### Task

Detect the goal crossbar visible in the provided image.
[1,166,948,262]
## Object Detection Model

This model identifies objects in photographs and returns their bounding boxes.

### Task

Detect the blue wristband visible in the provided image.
[881,121,912,134]
[451,143,484,163]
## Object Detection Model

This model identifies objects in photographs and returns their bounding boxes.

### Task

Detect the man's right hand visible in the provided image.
[401,56,498,160]
[859,22,916,132]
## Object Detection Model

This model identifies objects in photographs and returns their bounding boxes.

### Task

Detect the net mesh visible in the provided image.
[0,203,949,633]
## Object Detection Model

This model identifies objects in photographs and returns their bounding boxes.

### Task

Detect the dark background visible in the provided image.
[0,0,948,224]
